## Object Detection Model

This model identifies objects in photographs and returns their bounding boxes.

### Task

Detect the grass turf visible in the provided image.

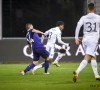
[0,63,100,90]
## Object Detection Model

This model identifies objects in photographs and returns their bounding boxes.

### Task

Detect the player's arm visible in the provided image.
[57,33,69,47]
[28,44,31,50]
[27,41,31,50]
[75,16,84,45]
[32,29,45,36]
[99,17,100,39]
[41,30,49,43]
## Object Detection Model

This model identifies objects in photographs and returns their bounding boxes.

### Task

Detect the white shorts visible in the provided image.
[45,44,55,58]
[82,41,98,56]
[45,44,62,58]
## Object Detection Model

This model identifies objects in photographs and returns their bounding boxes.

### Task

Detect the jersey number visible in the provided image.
[86,22,97,32]
[48,32,52,40]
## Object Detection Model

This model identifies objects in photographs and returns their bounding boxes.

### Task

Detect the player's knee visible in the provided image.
[33,61,38,65]
[91,55,96,60]
[84,54,93,61]
[45,57,52,63]
[84,54,91,61]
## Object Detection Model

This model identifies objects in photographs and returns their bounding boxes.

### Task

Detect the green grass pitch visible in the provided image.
[0,63,100,90]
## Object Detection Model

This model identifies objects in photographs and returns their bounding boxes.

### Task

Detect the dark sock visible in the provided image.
[24,63,35,73]
[42,62,45,68]
[44,61,49,73]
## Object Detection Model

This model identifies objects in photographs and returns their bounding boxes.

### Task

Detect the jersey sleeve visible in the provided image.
[57,32,69,46]
[41,30,49,43]
[99,16,100,39]
[75,16,84,38]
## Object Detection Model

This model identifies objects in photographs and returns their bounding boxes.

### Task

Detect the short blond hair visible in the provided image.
[26,23,32,29]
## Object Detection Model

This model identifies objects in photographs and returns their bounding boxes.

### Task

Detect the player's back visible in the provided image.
[46,27,60,45]
[82,13,100,43]
[26,29,44,50]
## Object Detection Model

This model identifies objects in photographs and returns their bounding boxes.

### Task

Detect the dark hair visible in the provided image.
[88,3,95,11]
[56,21,64,26]
[26,23,32,29]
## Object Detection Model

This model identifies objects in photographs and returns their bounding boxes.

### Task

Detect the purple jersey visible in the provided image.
[26,29,44,50]
[26,29,49,60]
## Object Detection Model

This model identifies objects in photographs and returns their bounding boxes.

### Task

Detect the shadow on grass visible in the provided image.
[48,81,81,85]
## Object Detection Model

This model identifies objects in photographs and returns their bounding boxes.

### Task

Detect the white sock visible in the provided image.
[76,60,88,74]
[53,53,64,63]
[91,60,99,77]
[34,62,44,70]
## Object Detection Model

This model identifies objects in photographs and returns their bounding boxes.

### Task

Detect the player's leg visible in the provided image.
[91,56,100,80]
[33,46,55,72]
[32,47,50,74]
[45,45,54,63]
[20,61,38,75]
[42,47,54,74]
[49,48,55,62]
[90,44,100,80]
[52,44,66,67]
[32,49,55,74]
[34,62,45,70]
[32,46,54,74]
[20,50,40,75]
[73,42,100,82]
[32,62,45,74]
[44,57,50,74]
[73,54,90,82]
[53,52,65,67]
[52,44,62,67]
[73,42,90,82]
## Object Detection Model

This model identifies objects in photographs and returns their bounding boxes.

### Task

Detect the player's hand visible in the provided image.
[42,33,47,37]
[28,44,32,50]
[75,38,81,45]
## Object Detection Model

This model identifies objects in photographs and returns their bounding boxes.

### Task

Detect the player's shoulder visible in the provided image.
[26,29,32,35]
[45,28,52,33]
[78,15,86,22]
[49,27,58,32]
[92,13,100,16]
[48,27,55,31]
[52,27,58,30]
[80,15,86,19]
[86,13,100,18]
[95,14,100,18]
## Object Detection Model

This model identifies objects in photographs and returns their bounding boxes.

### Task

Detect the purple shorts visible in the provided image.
[33,47,49,61]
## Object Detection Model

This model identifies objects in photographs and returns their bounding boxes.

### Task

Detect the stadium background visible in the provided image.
[0,0,100,63]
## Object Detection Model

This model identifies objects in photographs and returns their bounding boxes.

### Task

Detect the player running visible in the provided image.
[20,23,50,75]
[41,21,69,66]
[73,3,100,82]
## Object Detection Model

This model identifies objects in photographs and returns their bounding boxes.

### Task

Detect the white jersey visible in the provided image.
[75,13,100,43]
[41,27,69,47]
[41,27,69,58]
[46,27,61,45]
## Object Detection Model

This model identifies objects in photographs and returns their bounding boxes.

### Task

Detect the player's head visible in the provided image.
[26,23,33,30]
[87,3,95,13]
[56,21,64,30]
